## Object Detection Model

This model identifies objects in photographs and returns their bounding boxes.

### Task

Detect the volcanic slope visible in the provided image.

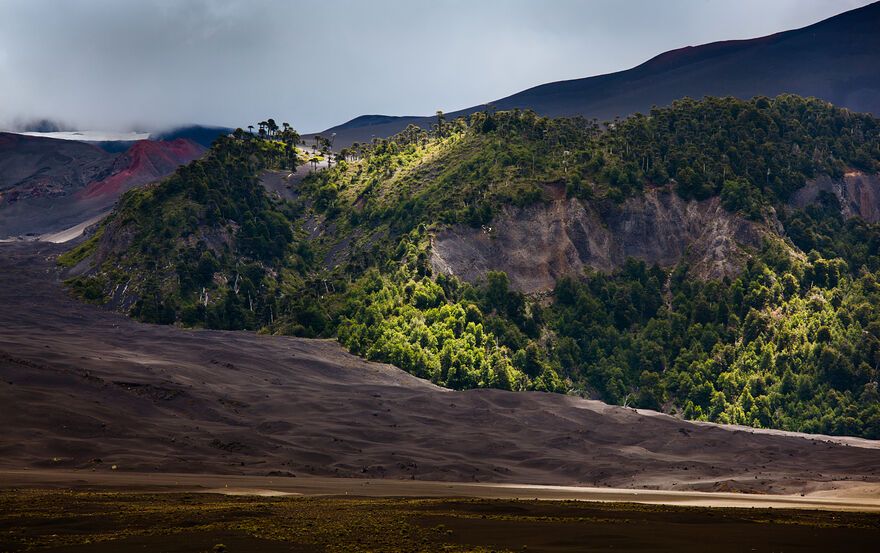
[312,1,880,147]
[0,133,205,238]
[1,241,879,494]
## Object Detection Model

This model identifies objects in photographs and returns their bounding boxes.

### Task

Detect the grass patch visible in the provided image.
[56,226,104,268]
[1,489,879,552]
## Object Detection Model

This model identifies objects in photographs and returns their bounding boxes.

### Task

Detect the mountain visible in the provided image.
[0,133,205,239]
[64,95,880,438]
[313,1,880,148]
[152,124,234,148]
[0,132,112,195]
[329,114,412,130]
[77,138,205,201]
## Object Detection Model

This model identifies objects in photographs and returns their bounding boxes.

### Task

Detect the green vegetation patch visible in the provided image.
[61,95,880,437]
[57,225,104,268]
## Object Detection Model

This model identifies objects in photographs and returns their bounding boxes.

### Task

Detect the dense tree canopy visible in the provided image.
[63,97,880,437]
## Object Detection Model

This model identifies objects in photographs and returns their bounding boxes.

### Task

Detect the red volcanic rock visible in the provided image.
[78,139,206,200]
[0,134,207,238]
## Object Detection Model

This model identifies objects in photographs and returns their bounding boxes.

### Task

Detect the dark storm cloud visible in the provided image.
[0,0,872,133]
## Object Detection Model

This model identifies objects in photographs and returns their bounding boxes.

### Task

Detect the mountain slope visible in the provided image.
[4,242,880,491]
[63,96,880,438]
[78,139,206,200]
[0,134,205,238]
[431,190,763,293]
[315,1,880,147]
[152,125,234,148]
[0,132,113,197]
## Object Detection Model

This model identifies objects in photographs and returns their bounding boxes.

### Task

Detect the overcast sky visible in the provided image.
[0,0,873,133]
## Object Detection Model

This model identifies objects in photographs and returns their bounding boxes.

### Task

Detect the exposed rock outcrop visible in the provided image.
[788,172,880,223]
[431,190,764,293]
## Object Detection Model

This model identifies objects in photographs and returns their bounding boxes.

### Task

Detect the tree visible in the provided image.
[637,370,665,410]
[435,110,446,138]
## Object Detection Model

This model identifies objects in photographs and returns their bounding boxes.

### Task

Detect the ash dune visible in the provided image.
[1,242,879,494]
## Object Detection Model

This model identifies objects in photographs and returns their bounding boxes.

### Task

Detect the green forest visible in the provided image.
[61,95,880,438]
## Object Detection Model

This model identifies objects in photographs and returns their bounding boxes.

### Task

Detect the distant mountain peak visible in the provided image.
[151,125,233,148]
[316,1,880,148]
[331,115,413,131]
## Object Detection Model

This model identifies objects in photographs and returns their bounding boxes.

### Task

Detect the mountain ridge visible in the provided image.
[311,1,880,147]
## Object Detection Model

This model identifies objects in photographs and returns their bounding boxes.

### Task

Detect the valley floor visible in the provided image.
[2,469,880,512]
[2,487,879,552]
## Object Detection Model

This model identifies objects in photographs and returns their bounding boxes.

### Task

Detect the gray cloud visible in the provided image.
[0,0,872,133]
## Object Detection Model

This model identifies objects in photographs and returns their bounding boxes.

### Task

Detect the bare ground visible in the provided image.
[1,242,880,497]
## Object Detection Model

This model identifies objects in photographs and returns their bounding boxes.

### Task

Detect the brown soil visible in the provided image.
[431,189,762,293]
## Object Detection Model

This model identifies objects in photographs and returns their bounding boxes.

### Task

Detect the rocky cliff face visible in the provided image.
[788,172,880,223]
[431,190,764,293]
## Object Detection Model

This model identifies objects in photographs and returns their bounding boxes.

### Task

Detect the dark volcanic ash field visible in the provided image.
[1,242,879,494]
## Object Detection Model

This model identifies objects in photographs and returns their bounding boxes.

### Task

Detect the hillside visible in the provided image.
[0,132,113,198]
[64,95,880,438]
[0,134,205,238]
[77,139,206,200]
[4,242,880,493]
[312,1,880,147]
[151,124,235,148]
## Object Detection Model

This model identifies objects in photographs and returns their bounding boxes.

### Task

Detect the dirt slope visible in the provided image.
[431,189,764,293]
[1,242,878,493]
[789,171,880,223]
[77,139,205,200]
[0,133,114,199]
